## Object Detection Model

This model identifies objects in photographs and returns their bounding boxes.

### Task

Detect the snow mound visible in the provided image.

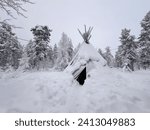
[0,69,150,112]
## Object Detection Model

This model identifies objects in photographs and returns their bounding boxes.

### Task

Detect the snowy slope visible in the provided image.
[0,68,150,113]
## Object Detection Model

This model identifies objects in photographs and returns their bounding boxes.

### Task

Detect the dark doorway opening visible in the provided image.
[76,67,86,85]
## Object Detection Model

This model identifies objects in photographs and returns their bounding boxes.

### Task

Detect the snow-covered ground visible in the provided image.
[0,68,150,113]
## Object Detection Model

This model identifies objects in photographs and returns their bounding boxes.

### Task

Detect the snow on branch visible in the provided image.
[0,0,33,18]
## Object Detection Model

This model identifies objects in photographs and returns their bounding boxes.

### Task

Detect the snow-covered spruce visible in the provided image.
[0,22,23,70]
[138,11,150,69]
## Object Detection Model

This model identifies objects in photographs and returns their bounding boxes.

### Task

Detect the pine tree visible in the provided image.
[103,47,114,67]
[138,11,150,69]
[19,45,29,70]
[26,25,52,70]
[115,46,123,68]
[67,39,74,62]
[47,45,54,68]
[56,33,74,70]
[53,44,58,65]
[115,28,137,71]
[0,22,22,70]
[24,40,35,69]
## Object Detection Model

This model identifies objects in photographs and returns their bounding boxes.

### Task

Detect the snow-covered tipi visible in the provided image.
[65,26,106,85]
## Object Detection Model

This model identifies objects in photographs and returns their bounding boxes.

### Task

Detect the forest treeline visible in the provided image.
[0,11,150,71]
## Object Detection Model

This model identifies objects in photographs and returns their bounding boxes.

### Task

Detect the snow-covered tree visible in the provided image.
[19,46,29,71]
[56,33,74,70]
[138,11,150,69]
[53,44,58,65]
[22,40,34,70]
[103,47,114,67]
[26,25,53,70]
[67,39,74,62]
[0,22,22,70]
[115,28,137,71]
[115,46,123,68]
[47,45,54,68]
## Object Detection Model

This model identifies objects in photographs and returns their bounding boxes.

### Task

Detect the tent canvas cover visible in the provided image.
[65,42,106,84]
[65,26,106,85]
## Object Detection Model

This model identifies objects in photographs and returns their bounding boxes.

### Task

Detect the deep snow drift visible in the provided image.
[0,68,150,112]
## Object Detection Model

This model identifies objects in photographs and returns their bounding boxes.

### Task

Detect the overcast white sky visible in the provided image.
[1,0,150,54]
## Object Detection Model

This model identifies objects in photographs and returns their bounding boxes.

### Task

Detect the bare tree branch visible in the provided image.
[0,20,23,29]
[0,0,34,18]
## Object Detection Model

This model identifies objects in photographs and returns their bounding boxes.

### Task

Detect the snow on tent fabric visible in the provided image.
[65,26,106,85]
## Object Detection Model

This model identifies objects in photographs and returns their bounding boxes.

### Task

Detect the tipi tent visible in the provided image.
[65,26,106,85]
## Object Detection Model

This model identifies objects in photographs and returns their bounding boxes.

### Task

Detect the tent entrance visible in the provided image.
[76,67,86,85]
